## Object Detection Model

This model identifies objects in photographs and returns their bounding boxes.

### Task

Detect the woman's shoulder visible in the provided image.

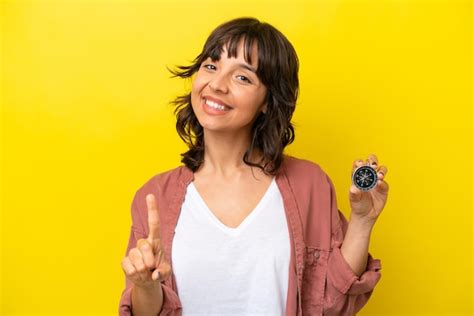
[282,154,331,183]
[128,165,191,232]
[135,164,191,195]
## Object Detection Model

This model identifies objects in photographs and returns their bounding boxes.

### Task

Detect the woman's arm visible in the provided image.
[340,216,374,276]
[131,283,164,316]
[322,164,384,315]
[341,155,389,278]
[323,210,382,316]
[119,192,182,316]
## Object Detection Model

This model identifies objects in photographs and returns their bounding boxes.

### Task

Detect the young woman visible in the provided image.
[119,17,389,316]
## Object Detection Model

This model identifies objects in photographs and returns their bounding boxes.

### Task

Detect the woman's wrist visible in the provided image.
[133,280,162,292]
[349,215,376,234]
[132,282,164,315]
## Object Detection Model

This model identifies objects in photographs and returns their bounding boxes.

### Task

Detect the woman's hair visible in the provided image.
[169,17,299,175]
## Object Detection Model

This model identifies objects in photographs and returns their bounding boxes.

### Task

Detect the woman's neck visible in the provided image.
[197,130,265,179]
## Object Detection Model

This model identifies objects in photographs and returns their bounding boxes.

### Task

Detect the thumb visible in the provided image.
[151,269,160,281]
[152,261,172,281]
[349,184,363,202]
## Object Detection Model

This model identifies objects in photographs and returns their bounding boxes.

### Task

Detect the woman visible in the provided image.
[119,17,389,316]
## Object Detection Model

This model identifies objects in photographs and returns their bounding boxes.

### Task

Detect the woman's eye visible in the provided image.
[203,64,216,70]
[236,75,251,83]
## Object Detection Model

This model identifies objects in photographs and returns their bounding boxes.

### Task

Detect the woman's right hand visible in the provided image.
[121,194,172,289]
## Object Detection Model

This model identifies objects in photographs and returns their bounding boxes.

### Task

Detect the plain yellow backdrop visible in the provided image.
[1,0,472,315]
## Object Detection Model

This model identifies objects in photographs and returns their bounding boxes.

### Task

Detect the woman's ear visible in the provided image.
[262,103,267,114]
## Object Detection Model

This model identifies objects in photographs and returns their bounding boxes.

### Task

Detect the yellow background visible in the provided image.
[1,0,472,315]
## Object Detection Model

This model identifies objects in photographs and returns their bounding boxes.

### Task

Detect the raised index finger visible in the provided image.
[146,193,161,240]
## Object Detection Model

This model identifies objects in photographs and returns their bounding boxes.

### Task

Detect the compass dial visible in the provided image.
[352,165,378,191]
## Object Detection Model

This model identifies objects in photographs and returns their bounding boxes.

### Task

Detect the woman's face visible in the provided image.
[190,40,268,135]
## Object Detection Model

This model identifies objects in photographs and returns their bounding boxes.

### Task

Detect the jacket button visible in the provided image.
[314,250,320,259]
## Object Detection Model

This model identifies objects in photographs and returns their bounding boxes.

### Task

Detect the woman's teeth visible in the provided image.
[205,99,230,111]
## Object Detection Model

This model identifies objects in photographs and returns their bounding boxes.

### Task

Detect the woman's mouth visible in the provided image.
[202,98,233,115]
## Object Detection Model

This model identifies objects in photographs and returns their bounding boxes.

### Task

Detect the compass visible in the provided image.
[352,165,378,191]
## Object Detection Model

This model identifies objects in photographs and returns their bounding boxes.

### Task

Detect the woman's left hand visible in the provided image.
[349,154,389,224]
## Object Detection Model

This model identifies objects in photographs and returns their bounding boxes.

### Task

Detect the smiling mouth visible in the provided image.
[203,98,233,111]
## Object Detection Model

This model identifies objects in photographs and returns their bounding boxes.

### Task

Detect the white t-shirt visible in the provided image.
[172,177,291,316]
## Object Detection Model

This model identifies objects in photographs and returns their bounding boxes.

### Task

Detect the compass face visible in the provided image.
[352,166,378,191]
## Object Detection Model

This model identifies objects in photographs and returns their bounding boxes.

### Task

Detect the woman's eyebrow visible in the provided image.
[238,63,257,73]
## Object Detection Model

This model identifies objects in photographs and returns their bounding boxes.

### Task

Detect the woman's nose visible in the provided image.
[208,74,229,93]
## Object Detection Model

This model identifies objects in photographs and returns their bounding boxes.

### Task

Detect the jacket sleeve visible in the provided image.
[323,177,382,315]
[119,193,182,316]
